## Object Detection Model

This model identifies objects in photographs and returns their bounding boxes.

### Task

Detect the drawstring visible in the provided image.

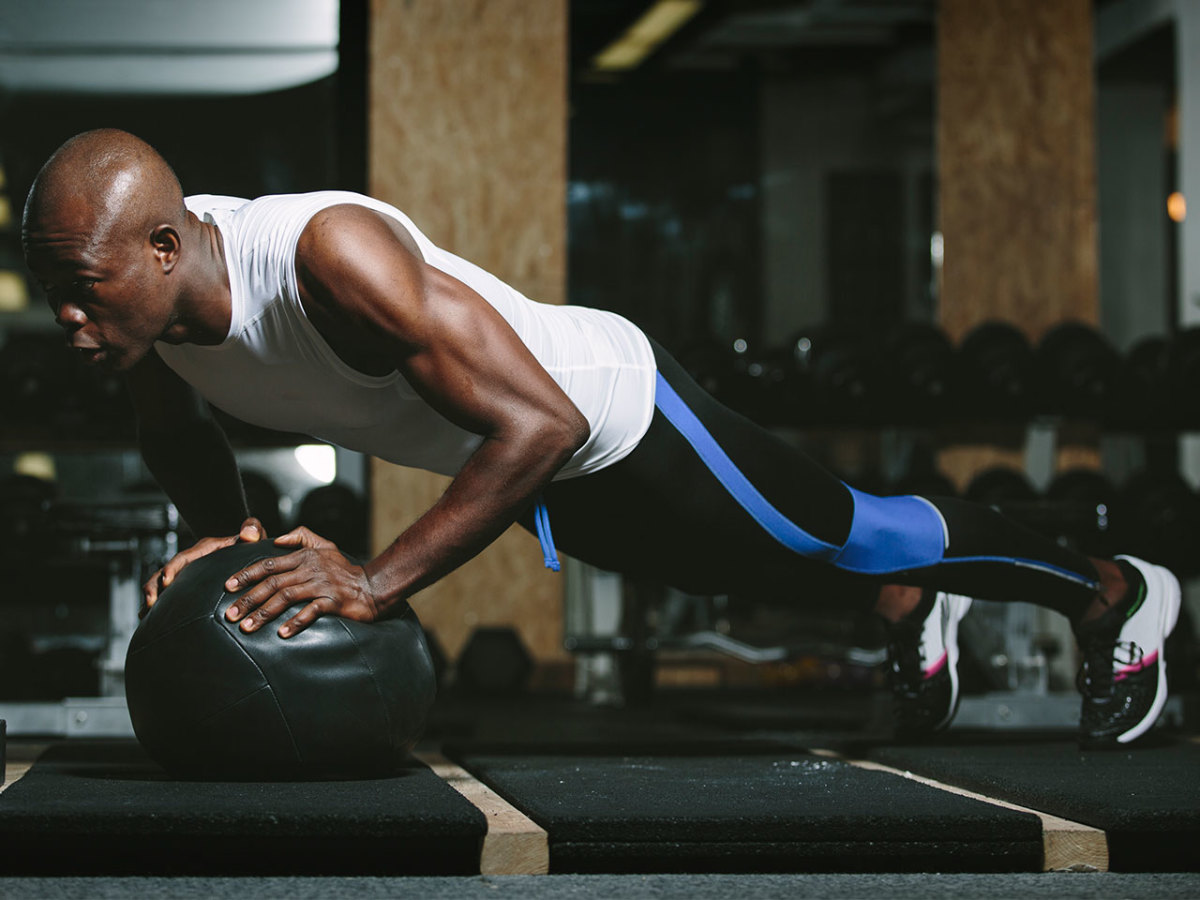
[534,494,560,572]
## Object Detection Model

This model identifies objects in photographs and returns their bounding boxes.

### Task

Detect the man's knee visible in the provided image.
[834,489,948,575]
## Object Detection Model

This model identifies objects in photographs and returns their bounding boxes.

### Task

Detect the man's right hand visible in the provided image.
[141,518,267,618]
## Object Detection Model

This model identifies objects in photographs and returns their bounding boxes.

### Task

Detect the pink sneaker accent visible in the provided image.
[1114,649,1158,682]
[924,651,948,680]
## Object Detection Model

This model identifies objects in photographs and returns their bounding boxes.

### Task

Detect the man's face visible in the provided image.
[24,205,170,373]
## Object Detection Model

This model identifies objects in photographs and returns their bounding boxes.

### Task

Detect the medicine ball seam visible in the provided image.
[333,617,401,751]
[126,609,216,657]
[192,682,277,729]
[217,611,305,765]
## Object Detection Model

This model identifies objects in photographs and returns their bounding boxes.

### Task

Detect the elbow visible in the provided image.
[542,407,590,468]
[567,406,591,454]
[567,408,591,454]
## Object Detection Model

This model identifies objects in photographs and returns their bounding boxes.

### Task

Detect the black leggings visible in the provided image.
[521,341,1100,618]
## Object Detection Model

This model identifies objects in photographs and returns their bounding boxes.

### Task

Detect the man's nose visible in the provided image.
[55,301,86,329]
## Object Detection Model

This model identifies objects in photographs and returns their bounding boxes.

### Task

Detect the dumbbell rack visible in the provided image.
[0,499,178,738]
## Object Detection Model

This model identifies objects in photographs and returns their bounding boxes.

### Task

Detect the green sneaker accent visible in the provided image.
[1124,579,1147,621]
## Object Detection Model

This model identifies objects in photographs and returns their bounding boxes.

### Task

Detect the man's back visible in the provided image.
[157,191,656,479]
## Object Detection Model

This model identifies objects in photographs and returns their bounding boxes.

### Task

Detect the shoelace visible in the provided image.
[1077,639,1142,694]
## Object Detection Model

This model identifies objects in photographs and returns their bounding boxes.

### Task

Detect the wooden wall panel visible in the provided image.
[367,0,568,664]
[938,0,1100,483]
[938,0,1098,343]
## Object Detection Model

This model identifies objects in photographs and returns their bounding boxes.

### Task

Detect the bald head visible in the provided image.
[23,129,186,253]
[21,130,230,372]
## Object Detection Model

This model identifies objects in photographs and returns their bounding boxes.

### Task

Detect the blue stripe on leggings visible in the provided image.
[937,556,1099,589]
[653,372,841,564]
[653,371,1099,587]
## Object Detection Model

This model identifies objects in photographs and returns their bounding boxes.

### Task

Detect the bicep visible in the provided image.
[298,207,581,439]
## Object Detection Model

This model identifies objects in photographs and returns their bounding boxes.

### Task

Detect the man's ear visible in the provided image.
[150,224,182,273]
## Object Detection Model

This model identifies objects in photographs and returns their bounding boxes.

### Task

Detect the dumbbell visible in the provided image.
[957,321,1035,421]
[741,343,803,427]
[677,335,788,423]
[889,467,957,499]
[1044,467,1119,556]
[790,326,884,425]
[295,482,368,557]
[676,335,746,409]
[456,627,532,696]
[883,322,960,425]
[1035,321,1120,420]
[719,337,785,424]
[1116,335,1171,430]
[963,466,1039,506]
[1117,470,1200,577]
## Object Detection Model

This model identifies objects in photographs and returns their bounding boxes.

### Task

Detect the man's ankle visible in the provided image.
[1077,558,1142,632]
[876,585,932,625]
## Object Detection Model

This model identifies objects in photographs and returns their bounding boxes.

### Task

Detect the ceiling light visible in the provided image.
[593,0,703,72]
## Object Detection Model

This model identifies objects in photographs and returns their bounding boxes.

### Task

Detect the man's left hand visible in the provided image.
[223,527,381,638]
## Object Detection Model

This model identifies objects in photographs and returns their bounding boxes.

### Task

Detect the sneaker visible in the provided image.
[1076,555,1181,749]
[886,591,973,738]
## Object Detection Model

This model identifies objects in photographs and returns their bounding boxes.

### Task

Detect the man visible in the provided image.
[22,129,1180,748]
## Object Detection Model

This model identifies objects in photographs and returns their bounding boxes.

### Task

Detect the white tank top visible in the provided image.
[156,192,656,480]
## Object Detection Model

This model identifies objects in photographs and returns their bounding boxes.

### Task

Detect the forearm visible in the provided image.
[364,425,584,615]
[139,418,248,537]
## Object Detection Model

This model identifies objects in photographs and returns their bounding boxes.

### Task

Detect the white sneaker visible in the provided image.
[1077,555,1181,748]
[886,592,973,738]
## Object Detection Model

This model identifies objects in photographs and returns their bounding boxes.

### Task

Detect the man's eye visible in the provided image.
[74,279,97,291]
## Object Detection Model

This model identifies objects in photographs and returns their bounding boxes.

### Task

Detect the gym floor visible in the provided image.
[3,689,1199,898]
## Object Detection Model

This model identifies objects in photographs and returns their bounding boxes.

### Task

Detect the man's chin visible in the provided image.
[92,349,128,373]
[106,347,152,373]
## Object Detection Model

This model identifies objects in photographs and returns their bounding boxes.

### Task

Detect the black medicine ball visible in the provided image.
[125,541,436,780]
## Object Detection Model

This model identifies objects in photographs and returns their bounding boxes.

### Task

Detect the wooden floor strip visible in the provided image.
[416,750,549,875]
[1,743,49,795]
[810,748,1108,873]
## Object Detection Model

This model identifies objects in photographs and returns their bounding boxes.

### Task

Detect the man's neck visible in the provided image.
[167,214,233,346]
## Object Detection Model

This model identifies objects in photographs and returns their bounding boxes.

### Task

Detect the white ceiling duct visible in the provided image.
[0,0,339,95]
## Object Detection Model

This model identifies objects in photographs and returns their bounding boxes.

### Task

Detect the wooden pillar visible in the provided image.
[937,0,1100,486]
[938,0,1098,341]
[367,0,568,672]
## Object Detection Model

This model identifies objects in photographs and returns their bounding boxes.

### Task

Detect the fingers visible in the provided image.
[239,517,267,543]
[142,534,239,614]
[142,569,163,615]
[272,526,335,550]
[139,520,271,622]
[162,536,237,588]
[216,532,364,639]
[224,551,308,629]
[278,597,334,638]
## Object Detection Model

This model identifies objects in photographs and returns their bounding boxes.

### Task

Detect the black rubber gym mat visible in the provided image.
[0,740,486,876]
[867,736,1200,872]
[453,749,1043,873]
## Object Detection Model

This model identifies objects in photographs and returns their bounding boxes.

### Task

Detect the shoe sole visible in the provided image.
[933,593,973,732]
[1113,556,1181,744]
